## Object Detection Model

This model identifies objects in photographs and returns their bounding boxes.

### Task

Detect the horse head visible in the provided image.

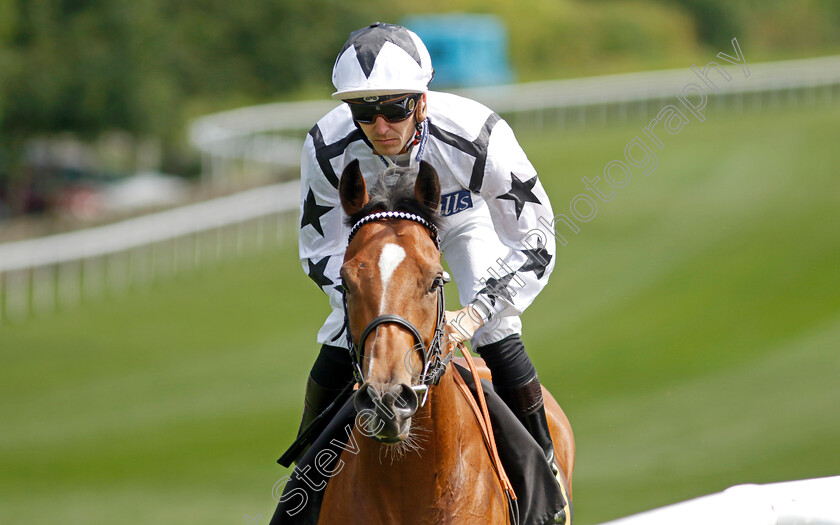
[339,159,444,444]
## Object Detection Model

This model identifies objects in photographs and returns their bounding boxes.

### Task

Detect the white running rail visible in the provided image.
[0,182,299,274]
[0,181,299,323]
[594,476,840,525]
[2,55,840,323]
[188,55,840,181]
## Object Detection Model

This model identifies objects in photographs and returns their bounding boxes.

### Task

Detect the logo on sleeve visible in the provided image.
[440,189,473,216]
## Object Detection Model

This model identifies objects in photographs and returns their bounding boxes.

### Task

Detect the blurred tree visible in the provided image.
[0,0,838,219]
[666,0,745,49]
[0,0,400,141]
[0,0,397,214]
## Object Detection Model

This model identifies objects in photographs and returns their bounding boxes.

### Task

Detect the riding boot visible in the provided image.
[521,403,571,525]
[496,376,571,524]
[495,375,560,475]
[292,375,349,464]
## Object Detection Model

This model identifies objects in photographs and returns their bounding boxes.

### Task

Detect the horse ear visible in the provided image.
[415,161,441,211]
[339,159,369,216]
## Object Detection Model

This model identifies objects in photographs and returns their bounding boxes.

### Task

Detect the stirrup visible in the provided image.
[545,449,571,524]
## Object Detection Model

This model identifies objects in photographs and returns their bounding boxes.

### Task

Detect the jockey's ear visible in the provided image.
[415,161,440,211]
[339,159,369,216]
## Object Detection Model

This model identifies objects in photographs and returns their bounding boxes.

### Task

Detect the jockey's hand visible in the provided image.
[445,304,486,344]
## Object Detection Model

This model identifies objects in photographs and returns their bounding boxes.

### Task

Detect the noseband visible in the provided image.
[342,211,448,405]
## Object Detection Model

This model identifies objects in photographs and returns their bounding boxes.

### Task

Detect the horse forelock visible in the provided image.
[344,165,441,231]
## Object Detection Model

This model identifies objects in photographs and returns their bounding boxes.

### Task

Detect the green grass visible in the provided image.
[2,103,839,524]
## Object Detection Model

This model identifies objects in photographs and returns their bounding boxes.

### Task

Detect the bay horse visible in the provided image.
[317,160,574,524]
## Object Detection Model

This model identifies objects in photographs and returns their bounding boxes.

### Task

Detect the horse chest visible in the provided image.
[317,407,508,524]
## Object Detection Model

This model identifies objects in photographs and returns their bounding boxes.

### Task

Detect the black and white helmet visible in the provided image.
[332,22,434,100]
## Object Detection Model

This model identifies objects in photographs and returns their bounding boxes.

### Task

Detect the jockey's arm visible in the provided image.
[444,118,556,340]
[298,134,346,311]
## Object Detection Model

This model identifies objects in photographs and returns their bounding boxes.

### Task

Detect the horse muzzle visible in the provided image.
[354,382,419,442]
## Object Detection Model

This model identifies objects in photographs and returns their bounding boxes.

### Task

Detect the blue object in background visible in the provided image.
[402,14,514,88]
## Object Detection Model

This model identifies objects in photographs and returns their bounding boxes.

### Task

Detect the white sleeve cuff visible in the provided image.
[469,297,494,323]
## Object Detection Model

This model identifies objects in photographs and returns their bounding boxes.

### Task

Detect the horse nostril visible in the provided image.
[354,383,378,413]
[355,382,417,419]
[393,383,418,416]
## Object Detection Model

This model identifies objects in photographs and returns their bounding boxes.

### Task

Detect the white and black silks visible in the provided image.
[298,91,557,348]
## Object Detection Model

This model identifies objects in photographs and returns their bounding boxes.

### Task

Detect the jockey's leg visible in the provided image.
[477,334,571,523]
[475,334,560,478]
[293,344,354,463]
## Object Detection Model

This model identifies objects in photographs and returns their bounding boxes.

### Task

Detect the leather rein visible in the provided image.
[342,211,449,406]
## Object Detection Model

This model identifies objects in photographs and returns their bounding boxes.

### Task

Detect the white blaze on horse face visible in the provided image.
[367,243,407,377]
[378,243,406,313]
[377,243,406,311]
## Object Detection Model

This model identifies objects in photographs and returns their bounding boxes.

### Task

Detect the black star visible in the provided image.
[477,272,517,307]
[307,256,333,291]
[519,239,552,279]
[300,189,332,237]
[342,22,421,78]
[497,173,542,220]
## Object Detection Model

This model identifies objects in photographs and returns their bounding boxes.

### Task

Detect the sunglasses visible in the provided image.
[346,94,421,124]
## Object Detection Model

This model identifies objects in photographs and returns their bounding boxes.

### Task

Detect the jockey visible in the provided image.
[296,22,560,479]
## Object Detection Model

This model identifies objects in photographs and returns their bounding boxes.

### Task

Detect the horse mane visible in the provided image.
[344,165,442,230]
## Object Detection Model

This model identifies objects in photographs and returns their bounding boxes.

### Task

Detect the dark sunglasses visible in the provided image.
[346,94,421,124]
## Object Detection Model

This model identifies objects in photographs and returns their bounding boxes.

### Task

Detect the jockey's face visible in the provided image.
[356,94,427,157]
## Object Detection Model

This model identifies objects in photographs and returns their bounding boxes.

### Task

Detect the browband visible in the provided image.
[348,211,440,250]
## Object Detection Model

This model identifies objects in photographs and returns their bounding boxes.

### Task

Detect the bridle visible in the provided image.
[342,211,449,406]
[339,214,521,525]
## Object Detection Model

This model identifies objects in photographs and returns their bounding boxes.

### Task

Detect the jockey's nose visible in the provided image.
[372,115,390,133]
[355,381,418,420]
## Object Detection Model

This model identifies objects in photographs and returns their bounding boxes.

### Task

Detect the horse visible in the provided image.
[315,160,574,524]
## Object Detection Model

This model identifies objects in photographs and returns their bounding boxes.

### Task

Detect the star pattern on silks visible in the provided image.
[518,239,552,279]
[496,173,542,220]
[306,256,333,292]
[300,188,332,237]
[342,22,421,78]
[477,272,517,307]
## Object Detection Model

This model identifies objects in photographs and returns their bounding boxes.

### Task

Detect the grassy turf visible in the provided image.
[1,103,839,524]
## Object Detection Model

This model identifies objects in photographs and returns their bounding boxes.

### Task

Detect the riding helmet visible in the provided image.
[331,22,434,100]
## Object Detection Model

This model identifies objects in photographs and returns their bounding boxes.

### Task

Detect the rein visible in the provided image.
[342,211,448,405]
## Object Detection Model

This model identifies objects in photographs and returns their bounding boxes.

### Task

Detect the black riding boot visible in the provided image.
[472,335,571,522]
[291,374,349,464]
[495,375,560,476]
[279,344,354,467]
[475,336,561,477]
[496,376,571,524]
